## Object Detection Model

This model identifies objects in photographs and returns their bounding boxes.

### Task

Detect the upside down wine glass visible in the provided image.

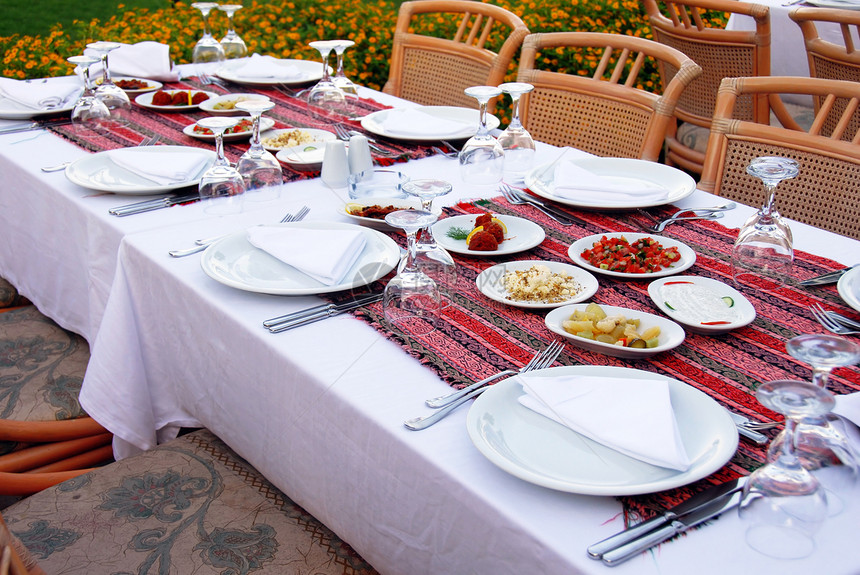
[459,86,504,184]
[383,210,442,336]
[86,41,131,125]
[192,2,226,65]
[218,4,248,59]
[497,82,535,178]
[67,55,111,132]
[738,379,830,560]
[197,116,246,215]
[235,98,282,200]
[402,179,457,309]
[731,156,799,284]
[307,40,345,117]
[330,39,358,96]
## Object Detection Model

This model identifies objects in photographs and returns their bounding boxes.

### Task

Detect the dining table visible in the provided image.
[1,59,859,575]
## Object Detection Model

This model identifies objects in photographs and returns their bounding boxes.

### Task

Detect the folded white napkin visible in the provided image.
[517,373,691,471]
[0,77,80,110]
[833,392,860,453]
[552,160,670,205]
[84,42,179,82]
[231,54,303,80]
[381,108,474,138]
[246,226,367,285]
[107,149,211,185]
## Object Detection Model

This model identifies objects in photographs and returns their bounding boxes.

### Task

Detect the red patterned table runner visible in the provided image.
[345,197,860,519]
[47,77,436,182]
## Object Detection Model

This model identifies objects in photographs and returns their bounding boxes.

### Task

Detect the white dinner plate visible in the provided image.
[838,266,860,313]
[568,232,696,278]
[215,58,325,86]
[360,106,500,141]
[183,117,275,142]
[198,93,271,116]
[64,145,216,195]
[0,85,80,120]
[525,157,696,210]
[342,199,442,231]
[109,77,162,95]
[648,276,756,334]
[466,366,738,496]
[200,221,401,295]
[476,260,599,309]
[266,128,335,155]
[545,303,686,358]
[432,214,545,256]
[806,0,860,9]
[134,89,218,112]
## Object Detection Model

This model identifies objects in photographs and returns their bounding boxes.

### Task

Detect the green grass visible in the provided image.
[0,0,173,37]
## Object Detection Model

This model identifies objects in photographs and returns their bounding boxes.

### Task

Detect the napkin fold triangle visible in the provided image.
[517,373,691,471]
[246,226,367,286]
[231,54,302,80]
[552,160,670,205]
[107,149,211,186]
[381,108,474,138]
[85,42,179,82]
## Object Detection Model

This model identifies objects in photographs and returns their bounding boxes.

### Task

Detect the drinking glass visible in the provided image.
[459,86,504,184]
[402,179,457,309]
[218,4,248,59]
[731,157,799,284]
[197,116,245,215]
[86,41,131,124]
[738,379,830,559]
[330,40,357,96]
[67,55,111,132]
[496,82,535,178]
[191,2,226,65]
[383,210,442,336]
[307,40,345,116]
[234,98,282,200]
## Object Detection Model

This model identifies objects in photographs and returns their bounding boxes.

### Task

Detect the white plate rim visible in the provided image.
[200,221,401,295]
[838,266,860,313]
[524,157,696,210]
[568,232,696,278]
[64,145,217,195]
[265,128,336,155]
[342,199,442,230]
[466,365,738,496]
[647,275,756,334]
[805,0,860,9]
[197,93,272,116]
[432,214,545,256]
[183,117,275,141]
[215,58,325,86]
[545,302,686,358]
[0,90,80,120]
[360,105,499,141]
[476,260,599,309]
[134,89,218,111]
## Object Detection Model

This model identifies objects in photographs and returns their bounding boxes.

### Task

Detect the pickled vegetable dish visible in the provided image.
[562,303,661,348]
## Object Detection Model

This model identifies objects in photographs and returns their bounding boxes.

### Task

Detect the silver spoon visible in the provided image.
[41,161,71,173]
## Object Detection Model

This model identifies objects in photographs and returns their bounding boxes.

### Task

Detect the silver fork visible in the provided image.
[405,341,566,430]
[198,73,227,89]
[137,134,160,147]
[823,308,860,330]
[810,303,860,335]
[499,183,574,226]
[333,125,398,158]
[282,205,310,223]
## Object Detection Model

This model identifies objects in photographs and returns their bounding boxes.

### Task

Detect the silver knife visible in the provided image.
[267,293,383,333]
[799,266,855,286]
[263,292,383,328]
[587,476,747,561]
[0,119,73,135]
[600,481,747,566]
[727,412,769,445]
[110,194,200,217]
[511,189,575,226]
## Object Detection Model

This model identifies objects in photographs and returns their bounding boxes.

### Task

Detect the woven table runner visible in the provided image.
[47,78,436,182]
[342,197,860,520]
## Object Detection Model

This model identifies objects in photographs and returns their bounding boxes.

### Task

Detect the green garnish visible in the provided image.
[446,226,470,240]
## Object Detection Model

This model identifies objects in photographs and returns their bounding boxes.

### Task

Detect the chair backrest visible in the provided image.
[700,76,860,240]
[515,31,701,162]
[382,0,529,114]
[643,0,770,174]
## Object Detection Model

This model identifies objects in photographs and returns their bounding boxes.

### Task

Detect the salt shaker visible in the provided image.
[347,134,373,175]
[321,140,349,188]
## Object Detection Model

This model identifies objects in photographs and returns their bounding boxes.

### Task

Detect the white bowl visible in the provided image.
[545,303,685,358]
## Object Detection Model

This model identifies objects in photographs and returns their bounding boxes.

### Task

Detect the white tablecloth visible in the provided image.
[2,82,859,575]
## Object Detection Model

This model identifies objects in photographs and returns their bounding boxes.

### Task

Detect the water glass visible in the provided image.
[197,116,245,215]
[459,86,504,184]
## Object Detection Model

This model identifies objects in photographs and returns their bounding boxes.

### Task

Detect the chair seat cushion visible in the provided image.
[3,429,378,574]
[0,277,29,309]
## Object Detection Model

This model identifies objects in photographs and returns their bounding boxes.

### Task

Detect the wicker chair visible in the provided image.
[700,76,860,240]
[515,32,701,162]
[0,306,113,496]
[382,0,529,115]
[643,0,771,176]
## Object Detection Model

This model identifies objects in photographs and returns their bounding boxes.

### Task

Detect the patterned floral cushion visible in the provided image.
[3,429,378,574]
[0,306,90,456]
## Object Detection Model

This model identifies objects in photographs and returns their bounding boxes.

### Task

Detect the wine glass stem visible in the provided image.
[202,9,212,37]
[417,199,437,247]
[779,417,801,464]
[477,99,490,137]
[82,66,94,94]
[250,113,262,148]
[403,230,420,273]
[335,50,345,77]
[214,132,228,167]
[101,54,111,84]
[811,367,831,389]
[319,49,333,82]
[762,183,777,218]
[509,94,523,130]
